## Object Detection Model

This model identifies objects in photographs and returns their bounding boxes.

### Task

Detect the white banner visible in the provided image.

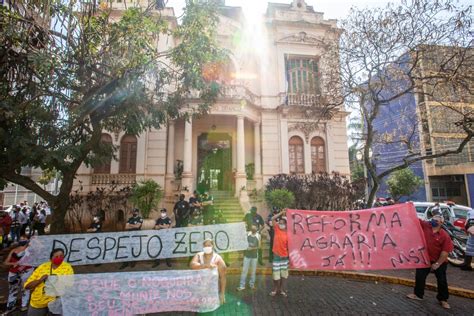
[45,269,219,315]
[21,223,247,266]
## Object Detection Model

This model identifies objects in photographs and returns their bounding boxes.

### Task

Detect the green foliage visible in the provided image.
[351,164,365,182]
[245,163,255,180]
[265,189,295,210]
[130,179,163,219]
[386,168,424,201]
[0,1,223,232]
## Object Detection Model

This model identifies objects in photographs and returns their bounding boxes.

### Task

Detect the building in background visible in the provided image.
[372,46,474,206]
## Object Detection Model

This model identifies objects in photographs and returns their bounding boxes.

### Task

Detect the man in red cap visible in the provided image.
[407,209,453,309]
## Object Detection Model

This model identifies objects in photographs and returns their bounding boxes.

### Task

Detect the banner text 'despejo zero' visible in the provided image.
[287,203,430,270]
[20,222,248,266]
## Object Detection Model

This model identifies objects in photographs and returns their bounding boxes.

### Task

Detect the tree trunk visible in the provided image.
[48,194,71,234]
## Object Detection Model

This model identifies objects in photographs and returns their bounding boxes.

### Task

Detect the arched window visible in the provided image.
[93,134,113,174]
[289,136,304,174]
[311,137,326,173]
[119,135,137,174]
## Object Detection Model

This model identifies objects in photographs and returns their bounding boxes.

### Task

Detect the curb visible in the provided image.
[226,267,474,299]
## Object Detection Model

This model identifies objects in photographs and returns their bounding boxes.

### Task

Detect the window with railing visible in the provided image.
[119,135,137,173]
[311,137,326,173]
[286,56,321,104]
[289,136,305,174]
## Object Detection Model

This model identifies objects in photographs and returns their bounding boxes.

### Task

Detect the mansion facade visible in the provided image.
[1,1,350,209]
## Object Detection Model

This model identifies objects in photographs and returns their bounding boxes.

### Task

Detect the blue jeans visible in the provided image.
[239,256,257,288]
[10,227,21,243]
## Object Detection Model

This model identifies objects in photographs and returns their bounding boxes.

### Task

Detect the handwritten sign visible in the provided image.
[287,203,430,270]
[21,223,248,266]
[45,269,219,315]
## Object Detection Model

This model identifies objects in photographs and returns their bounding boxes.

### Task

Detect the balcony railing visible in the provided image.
[287,93,320,106]
[91,174,137,185]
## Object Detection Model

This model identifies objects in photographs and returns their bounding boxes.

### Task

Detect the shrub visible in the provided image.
[130,179,163,219]
[265,189,295,210]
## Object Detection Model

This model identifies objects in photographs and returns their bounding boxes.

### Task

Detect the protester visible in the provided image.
[270,210,288,297]
[237,225,260,291]
[36,210,47,236]
[3,235,34,314]
[243,207,265,265]
[407,209,453,309]
[86,216,103,233]
[119,208,143,269]
[152,208,172,268]
[461,209,474,271]
[28,207,38,237]
[0,210,12,248]
[19,207,29,236]
[190,239,227,304]
[201,192,214,225]
[24,248,74,316]
[174,194,190,228]
[10,207,22,243]
[189,191,201,217]
[266,207,280,263]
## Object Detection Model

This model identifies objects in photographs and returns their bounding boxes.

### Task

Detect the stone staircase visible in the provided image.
[211,190,245,223]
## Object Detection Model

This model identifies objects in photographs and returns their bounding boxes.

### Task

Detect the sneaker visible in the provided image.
[440,301,450,309]
[236,287,245,291]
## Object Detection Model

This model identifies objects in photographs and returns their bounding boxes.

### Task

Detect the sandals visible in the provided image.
[280,291,288,297]
[269,291,278,296]
[440,301,451,309]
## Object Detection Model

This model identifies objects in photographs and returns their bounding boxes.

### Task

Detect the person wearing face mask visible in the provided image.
[237,225,261,291]
[24,248,74,316]
[86,216,103,233]
[119,208,143,269]
[266,206,280,263]
[190,239,227,305]
[152,209,172,268]
[3,235,33,314]
[270,210,289,297]
[407,209,453,309]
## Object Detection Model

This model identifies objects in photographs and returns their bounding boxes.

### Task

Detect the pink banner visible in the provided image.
[287,203,430,270]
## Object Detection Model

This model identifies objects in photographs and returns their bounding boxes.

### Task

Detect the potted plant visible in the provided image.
[130,179,163,229]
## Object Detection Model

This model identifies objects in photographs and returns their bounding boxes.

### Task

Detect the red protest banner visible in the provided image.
[287,203,430,270]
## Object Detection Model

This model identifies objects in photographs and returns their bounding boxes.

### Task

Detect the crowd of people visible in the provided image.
[1,194,473,315]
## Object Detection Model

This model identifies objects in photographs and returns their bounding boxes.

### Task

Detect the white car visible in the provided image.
[413,201,472,225]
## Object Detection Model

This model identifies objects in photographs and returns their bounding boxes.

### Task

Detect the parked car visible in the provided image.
[414,201,473,230]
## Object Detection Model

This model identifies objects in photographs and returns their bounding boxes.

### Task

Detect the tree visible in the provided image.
[386,168,424,202]
[0,1,223,232]
[130,180,163,219]
[265,189,295,211]
[327,0,473,206]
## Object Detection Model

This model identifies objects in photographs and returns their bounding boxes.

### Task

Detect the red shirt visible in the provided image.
[273,224,288,257]
[419,219,453,263]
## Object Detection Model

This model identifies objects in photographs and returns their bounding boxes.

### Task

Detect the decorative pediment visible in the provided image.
[288,122,326,143]
[277,32,325,46]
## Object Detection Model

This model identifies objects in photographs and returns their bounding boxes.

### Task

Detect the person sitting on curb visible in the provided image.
[152,208,172,268]
[270,210,289,297]
[190,239,227,305]
[119,208,143,269]
[406,209,453,309]
[237,225,260,291]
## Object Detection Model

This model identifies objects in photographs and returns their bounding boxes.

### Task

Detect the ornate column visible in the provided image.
[235,115,247,197]
[165,121,175,196]
[181,118,193,193]
[280,111,290,174]
[254,121,263,189]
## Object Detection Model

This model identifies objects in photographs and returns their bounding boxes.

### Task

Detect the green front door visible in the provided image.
[197,133,232,192]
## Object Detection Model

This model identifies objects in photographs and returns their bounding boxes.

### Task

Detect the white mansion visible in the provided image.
[2,1,350,210]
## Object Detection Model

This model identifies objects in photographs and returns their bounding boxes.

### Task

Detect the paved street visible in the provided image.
[157,275,474,316]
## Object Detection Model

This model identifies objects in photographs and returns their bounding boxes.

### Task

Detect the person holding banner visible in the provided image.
[119,208,143,269]
[3,234,33,314]
[152,208,172,268]
[270,210,289,297]
[407,209,453,309]
[190,239,227,305]
[24,248,74,316]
